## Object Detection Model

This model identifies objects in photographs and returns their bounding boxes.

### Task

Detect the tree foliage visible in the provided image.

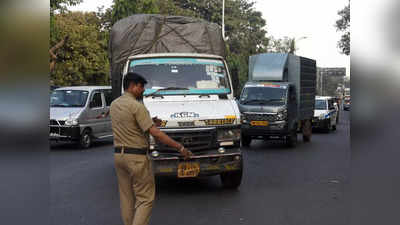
[50,12,110,86]
[50,0,299,91]
[335,1,350,55]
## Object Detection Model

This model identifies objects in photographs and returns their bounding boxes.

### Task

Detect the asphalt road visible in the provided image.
[51,111,350,225]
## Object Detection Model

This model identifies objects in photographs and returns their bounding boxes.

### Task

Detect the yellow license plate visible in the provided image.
[250,121,269,126]
[177,162,200,178]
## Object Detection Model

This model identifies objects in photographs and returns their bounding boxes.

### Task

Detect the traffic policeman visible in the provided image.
[110,72,192,225]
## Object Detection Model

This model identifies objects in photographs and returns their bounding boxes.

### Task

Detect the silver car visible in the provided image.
[50,86,113,148]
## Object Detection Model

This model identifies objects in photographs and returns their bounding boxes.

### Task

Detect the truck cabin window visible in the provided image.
[240,86,287,105]
[128,58,230,95]
[50,90,89,107]
[315,100,327,110]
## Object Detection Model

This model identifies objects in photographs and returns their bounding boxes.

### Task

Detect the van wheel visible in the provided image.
[79,129,92,149]
[220,160,243,189]
[242,135,252,147]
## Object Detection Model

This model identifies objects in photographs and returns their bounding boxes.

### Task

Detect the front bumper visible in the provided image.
[150,148,242,177]
[312,118,329,128]
[241,121,289,138]
[49,126,81,141]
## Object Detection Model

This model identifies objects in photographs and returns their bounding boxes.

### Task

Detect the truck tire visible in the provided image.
[242,135,251,147]
[286,129,297,148]
[78,129,92,149]
[220,160,243,189]
[302,120,312,142]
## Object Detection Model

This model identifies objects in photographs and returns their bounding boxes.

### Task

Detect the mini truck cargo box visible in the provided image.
[109,14,242,188]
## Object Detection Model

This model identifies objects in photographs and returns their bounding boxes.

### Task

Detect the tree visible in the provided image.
[269,36,305,54]
[99,0,295,95]
[335,1,350,55]
[50,0,83,75]
[51,12,110,86]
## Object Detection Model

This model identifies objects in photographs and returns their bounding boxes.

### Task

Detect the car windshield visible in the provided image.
[50,90,89,107]
[315,99,327,110]
[128,57,230,95]
[240,86,287,106]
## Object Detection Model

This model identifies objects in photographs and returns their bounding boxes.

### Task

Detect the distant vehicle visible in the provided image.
[343,96,351,111]
[313,96,338,132]
[238,53,317,148]
[50,86,113,148]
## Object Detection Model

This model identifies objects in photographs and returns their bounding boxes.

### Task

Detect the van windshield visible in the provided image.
[315,99,327,110]
[240,86,287,106]
[50,90,89,107]
[128,57,230,95]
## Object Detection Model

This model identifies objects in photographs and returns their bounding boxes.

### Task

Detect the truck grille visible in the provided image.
[50,120,65,126]
[244,113,278,122]
[156,128,216,152]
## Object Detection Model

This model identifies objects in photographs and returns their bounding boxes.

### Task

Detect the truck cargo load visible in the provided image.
[109,14,226,97]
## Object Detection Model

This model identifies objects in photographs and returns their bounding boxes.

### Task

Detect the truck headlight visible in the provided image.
[65,118,78,126]
[277,109,287,121]
[217,129,241,141]
[241,114,248,123]
[149,135,156,150]
[319,113,329,120]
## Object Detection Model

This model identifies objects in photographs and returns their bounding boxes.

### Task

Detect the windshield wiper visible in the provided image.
[265,98,284,102]
[50,104,67,107]
[144,87,189,97]
[242,99,269,104]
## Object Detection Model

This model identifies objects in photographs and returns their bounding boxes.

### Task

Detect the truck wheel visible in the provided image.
[286,129,297,147]
[302,120,312,142]
[242,135,252,147]
[220,160,243,189]
[332,124,337,131]
[78,129,92,149]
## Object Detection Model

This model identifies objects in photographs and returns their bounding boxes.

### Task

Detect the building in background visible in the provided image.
[316,67,346,97]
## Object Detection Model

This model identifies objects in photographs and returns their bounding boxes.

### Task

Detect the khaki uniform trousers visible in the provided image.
[114,151,155,225]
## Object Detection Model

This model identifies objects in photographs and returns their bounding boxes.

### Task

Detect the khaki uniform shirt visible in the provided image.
[110,92,153,149]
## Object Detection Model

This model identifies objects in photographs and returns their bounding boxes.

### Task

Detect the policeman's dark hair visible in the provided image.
[123,72,147,90]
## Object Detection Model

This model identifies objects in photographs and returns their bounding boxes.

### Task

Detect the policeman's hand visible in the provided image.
[152,116,162,127]
[180,147,193,160]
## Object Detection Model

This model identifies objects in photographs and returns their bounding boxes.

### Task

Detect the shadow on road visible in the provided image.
[50,138,113,151]
[155,176,239,195]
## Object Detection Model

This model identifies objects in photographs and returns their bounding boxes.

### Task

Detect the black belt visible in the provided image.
[115,147,148,155]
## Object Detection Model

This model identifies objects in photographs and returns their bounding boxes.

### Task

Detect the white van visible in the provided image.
[313,96,338,132]
[49,86,113,148]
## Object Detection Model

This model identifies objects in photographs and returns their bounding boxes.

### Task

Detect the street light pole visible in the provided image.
[222,0,226,40]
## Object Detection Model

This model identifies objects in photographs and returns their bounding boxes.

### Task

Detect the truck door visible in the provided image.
[288,86,297,128]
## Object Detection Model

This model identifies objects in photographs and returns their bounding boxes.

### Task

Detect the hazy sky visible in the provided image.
[69,0,350,76]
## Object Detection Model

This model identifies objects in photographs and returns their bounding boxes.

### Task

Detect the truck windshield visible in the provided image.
[240,86,287,106]
[128,57,230,95]
[315,99,327,110]
[50,90,89,107]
